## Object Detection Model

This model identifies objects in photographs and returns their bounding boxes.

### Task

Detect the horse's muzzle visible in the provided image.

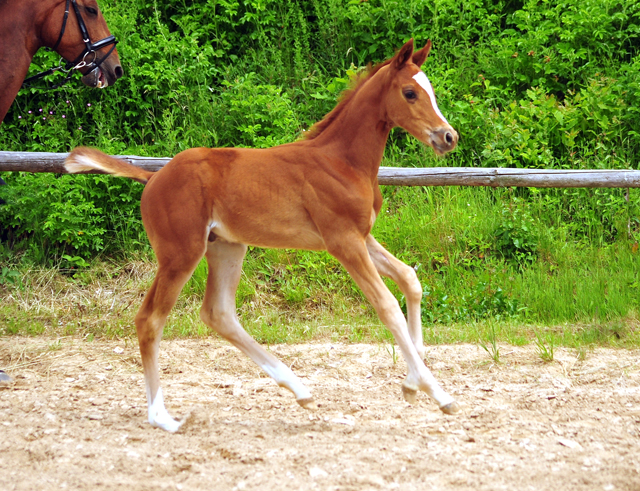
[81,62,123,89]
[430,127,458,155]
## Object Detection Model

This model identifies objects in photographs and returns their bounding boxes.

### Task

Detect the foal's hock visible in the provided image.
[65,39,460,432]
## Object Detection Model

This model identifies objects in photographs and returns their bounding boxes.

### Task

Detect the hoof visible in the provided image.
[297,397,317,410]
[439,401,461,415]
[0,370,12,387]
[402,385,418,405]
[150,417,183,433]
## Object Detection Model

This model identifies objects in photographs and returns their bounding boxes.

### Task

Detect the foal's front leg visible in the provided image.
[365,234,426,358]
[329,235,460,414]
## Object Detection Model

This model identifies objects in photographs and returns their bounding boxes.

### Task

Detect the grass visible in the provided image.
[1,177,639,349]
[534,328,555,362]
[477,321,501,363]
[1,255,638,349]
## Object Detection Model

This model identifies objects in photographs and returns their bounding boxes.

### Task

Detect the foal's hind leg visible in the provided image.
[200,239,315,408]
[136,250,204,432]
[366,235,426,358]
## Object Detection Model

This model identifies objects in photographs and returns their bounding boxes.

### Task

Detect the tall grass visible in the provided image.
[1,0,639,346]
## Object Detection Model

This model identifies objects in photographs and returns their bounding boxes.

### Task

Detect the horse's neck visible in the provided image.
[312,73,391,180]
[0,1,45,122]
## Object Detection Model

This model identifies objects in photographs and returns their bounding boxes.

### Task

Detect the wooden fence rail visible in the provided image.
[1,151,640,188]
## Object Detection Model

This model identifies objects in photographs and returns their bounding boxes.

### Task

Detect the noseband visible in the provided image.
[22,0,118,88]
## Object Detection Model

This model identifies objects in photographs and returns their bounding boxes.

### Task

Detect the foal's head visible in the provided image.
[384,39,458,155]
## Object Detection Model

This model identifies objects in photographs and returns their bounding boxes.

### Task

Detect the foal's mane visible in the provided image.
[303,59,392,140]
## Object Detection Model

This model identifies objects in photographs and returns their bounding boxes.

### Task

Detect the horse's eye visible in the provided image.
[403,89,417,101]
[86,6,98,15]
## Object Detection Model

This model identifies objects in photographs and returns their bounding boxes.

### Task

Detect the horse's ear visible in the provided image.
[412,39,432,67]
[393,38,414,70]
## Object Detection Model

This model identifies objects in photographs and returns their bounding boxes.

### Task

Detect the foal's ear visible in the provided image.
[412,39,432,67]
[393,38,415,70]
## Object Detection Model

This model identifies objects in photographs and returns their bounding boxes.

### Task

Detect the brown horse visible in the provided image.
[65,39,460,432]
[0,0,122,122]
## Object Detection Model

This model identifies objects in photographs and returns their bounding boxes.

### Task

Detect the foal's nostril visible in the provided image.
[114,65,124,79]
[432,129,457,153]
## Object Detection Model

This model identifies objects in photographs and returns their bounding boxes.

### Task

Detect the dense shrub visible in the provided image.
[1,0,639,267]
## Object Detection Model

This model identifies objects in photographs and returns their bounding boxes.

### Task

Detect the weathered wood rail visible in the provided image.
[1,151,640,188]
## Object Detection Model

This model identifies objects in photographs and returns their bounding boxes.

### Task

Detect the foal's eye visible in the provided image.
[403,89,417,101]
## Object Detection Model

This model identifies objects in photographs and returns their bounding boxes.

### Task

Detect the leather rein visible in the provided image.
[22,0,118,89]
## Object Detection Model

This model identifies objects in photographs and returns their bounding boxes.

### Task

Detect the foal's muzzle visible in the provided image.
[430,127,458,155]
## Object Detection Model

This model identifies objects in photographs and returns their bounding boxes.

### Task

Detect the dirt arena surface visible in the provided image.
[1,336,639,491]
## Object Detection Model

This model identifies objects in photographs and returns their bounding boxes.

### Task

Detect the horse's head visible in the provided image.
[384,39,457,155]
[43,0,123,88]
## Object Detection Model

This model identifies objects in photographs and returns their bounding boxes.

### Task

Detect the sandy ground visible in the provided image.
[0,336,639,491]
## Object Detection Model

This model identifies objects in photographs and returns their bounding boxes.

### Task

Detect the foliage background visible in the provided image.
[1,0,639,337]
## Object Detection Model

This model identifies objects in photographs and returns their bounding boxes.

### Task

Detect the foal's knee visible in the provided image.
[376,300,407,330]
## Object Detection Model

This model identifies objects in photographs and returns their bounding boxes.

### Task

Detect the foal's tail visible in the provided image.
[64,147,154,185]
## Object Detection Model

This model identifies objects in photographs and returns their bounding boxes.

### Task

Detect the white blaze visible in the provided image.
[412,71,449,125]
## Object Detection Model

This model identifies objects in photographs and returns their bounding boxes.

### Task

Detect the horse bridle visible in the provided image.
[22,0,118,88]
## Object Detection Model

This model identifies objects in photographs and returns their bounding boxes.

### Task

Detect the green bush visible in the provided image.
[0,173,144,262]
[216,73,303,148]
[1,0,639,327]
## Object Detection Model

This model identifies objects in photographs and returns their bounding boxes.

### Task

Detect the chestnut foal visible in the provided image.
[65,39,460,432]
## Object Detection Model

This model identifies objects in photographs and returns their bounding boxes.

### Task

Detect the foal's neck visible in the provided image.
[312,69,392,180]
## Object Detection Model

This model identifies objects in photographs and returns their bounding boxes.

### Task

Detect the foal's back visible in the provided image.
[141,142,376,253]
